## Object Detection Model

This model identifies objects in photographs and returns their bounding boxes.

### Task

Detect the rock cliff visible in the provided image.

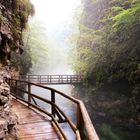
[0,0,34,139]
[0,67,18,139]
[0,0,34,65]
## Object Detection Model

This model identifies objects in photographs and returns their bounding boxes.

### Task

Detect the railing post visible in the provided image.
[39,75,42,84]
[48,75,50,83]
[51,90,55,118]
[28,83,31,106]
[67,75,68,83]
[59,75,60,83]
[77,105,81,128]
[61,75,63,83]
[77,105,84,139]
[28,75,29,82]
[70,75,72,83]
[50,75,52,83]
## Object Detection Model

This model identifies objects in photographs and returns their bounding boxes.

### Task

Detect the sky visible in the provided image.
[30,0,81,33]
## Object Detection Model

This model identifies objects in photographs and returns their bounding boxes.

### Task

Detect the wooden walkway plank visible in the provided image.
[11,98,60,140]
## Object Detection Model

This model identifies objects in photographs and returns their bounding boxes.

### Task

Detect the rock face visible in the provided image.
[0,0,34,65]
[0,67,18,139]
[0,1,34,139]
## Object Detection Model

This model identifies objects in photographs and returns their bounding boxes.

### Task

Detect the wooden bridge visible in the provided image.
[6,78,99,140]
[14,75,83,85]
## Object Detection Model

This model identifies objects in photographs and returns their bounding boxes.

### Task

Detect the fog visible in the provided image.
[29,0,81,75]
[26,1,81,139]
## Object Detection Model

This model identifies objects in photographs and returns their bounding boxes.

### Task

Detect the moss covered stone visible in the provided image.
[0,0,34,65]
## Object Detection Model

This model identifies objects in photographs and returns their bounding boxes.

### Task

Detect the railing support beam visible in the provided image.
[51,90,55,118]
[28,83,31,107]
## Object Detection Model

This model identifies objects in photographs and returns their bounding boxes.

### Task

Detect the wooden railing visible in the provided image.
[13,75,83,84]
[6,78,99,140]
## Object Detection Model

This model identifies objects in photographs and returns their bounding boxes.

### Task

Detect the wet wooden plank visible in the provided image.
[20,136,59,140]
[11,98,60,140]
[19,133,59,139]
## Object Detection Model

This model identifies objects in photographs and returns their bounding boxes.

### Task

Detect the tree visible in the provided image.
[11,21,48,74]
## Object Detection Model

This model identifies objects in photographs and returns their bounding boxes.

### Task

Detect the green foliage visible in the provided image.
[100,123,120,140]
[11,20,48,74]
[0,0,34,65]
[22,21,48,71]
[73,1,140,139]
[74,0,140,86]
[11,0,35,44]
[11,50,32,74]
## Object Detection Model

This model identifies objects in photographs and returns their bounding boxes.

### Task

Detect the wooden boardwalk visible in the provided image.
[11,98,60,140]
[7,78,99,140]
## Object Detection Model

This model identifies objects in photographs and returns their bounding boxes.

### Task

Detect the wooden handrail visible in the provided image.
[10,78,80,104]
[6,78,99,140]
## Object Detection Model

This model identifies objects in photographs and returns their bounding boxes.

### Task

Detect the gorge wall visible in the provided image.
[0,0,34,66]
[0,0,34,139]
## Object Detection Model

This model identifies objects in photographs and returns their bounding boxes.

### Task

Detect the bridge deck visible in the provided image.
[11,98,60,140]
[15,75,83,85]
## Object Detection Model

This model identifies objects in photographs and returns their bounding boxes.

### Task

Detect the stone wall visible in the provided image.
[0,67,18,140]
